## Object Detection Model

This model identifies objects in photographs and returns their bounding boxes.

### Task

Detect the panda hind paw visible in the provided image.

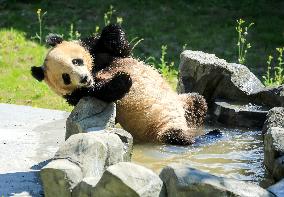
[159,128,195,146]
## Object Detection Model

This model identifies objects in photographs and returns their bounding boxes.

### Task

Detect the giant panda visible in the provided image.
[31,24,207,145]
[31,24,132,104]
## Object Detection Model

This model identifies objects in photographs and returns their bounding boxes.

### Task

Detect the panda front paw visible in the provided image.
[63,87,90,106]
[91,71,132,103]
[111,71,132,92]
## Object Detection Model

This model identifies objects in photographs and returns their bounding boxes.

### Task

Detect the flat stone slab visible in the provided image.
[0,103,69,196]
[213,101,269,128]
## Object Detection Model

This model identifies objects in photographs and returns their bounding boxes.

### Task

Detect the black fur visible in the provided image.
[62,73,71,85]
[80,24,131,72]
[99,24,131,57]
[46,34,63,47]
[31,66,45,81]
[63,72,132,106]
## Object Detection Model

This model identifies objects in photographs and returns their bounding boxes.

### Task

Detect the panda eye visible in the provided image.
[72,58,84,66]
[62,73,71,85]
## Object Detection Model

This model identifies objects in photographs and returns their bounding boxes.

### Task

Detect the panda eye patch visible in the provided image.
[62,73,71,85]
[72,58,84,66]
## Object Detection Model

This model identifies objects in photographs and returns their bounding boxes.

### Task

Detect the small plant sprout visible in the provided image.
[263,47,284,86]
[235,18,254,64]
[68,23,81,40]
[104,5,123,26]
[33,8,47,45]
[274,47,284,85]
[147,45,178,88]
[182,43,188,51]
[104,5,115,26]
[94,5,124,36]
[116,17,123,25]
[93,26,100,37]
[263,55,274,86]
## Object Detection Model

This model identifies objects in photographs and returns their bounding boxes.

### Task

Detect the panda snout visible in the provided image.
[80,75,90,84]
[80,75,88,83]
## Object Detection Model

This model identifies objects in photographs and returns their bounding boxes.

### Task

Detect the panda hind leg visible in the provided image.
[179,93,208,127]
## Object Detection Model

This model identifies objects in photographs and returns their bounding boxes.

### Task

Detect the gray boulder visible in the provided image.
[55,132,129,177]
[267,178,284,197]
[263,107,284,134]
[159,163,274,197]
[66,97,116,140]
[178,50,284,108]
[92,162,165,197]
[264,127,284,180]
[41,132,132,197]
[40,159,83,197]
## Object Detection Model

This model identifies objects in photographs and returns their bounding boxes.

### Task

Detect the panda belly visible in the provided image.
[116,62,189,143]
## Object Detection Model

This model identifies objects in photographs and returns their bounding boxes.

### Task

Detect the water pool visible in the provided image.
[132,127,266,184]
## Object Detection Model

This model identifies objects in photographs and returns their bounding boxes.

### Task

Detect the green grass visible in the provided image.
[0,0,283,110]
[0,29,72,111]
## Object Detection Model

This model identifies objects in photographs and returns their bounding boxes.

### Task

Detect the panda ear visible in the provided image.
[46,34,63,47]
[31,66,45,81]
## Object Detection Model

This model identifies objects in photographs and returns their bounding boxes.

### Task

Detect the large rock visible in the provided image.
[178,50,284,108]
[55,132,129,177]
[263,107,284,134]
[264,127,284,180]
[91,162,165,197]
[66,97,116,140]
[40,159,83,197]
[41,132,132,197]
[159,163,274,197]
[267,178,284,197]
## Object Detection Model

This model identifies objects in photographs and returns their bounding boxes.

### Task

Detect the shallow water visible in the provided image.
[132,127,265,184]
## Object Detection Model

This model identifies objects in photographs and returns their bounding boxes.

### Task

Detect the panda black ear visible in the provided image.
[31,66,45,81]
[46,33,63,47]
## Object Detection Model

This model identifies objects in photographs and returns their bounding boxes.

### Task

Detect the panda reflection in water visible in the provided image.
[31,24,208,145]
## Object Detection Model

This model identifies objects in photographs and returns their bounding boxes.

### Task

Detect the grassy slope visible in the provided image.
[0,29,72,110]
[0,0,283,111]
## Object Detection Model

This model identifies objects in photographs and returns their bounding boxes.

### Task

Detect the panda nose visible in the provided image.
[80,75,88,84]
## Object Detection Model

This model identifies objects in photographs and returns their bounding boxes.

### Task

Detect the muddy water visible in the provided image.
[132,127,265,184]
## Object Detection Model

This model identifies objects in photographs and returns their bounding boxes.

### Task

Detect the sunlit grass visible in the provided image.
[0,29,73,111]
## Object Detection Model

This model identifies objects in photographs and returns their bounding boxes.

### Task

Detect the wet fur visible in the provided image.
[94,58,208,145]
[32,24,207,145]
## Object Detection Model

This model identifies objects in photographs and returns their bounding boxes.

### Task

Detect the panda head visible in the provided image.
[31,34,94,96]
[31,24,131,97]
